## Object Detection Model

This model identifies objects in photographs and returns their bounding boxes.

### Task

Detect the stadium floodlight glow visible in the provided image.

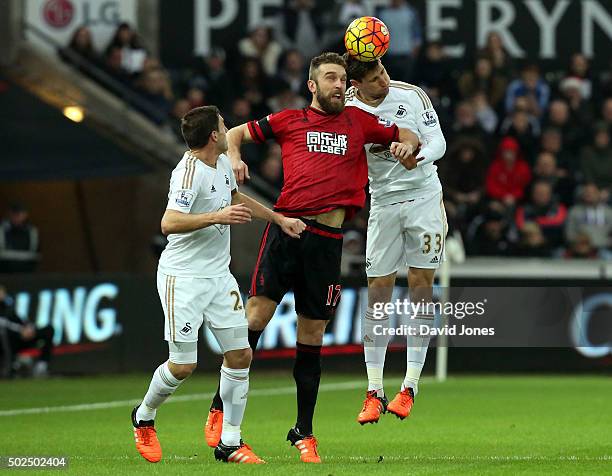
[63,106,84,123]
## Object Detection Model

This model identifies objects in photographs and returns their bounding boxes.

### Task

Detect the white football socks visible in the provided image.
[219,366,250,447]
[136,361,183,423]
[362,307,390,396]
[403,311,434,395]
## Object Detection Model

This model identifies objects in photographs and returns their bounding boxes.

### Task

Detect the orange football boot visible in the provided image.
[215,441,265,464]
[287,427,321,463]
[205,409,223,447]
[357,390,389,425]
[387,387,415,420]
[132,406,162,463]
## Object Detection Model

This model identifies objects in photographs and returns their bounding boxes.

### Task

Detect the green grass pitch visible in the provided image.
[1,373,611,475]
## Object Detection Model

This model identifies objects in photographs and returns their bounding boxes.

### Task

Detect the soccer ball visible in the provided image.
[344,16,390,62]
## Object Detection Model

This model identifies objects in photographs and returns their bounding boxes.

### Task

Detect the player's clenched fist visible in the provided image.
[217,203,252,224]
[278,216,307,239]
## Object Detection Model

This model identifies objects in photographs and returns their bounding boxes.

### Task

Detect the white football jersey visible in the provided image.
[345,81,446,205]
[158,152,237,278]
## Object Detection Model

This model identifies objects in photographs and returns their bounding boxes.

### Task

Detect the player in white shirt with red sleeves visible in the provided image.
[131,105,305,464]
[343,54,447,424]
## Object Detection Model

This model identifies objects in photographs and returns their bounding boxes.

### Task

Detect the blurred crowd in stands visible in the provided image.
[57,0,612,261]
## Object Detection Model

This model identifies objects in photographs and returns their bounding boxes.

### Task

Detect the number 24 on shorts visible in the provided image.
[230,290,243,310]
[422,233,442,254]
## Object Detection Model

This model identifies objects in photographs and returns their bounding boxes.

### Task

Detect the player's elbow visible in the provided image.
[438,135,447,158]
[160,215,175,236]
[228,124,248,145]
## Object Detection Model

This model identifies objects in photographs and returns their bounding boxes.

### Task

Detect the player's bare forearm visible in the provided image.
[398,128,419,151]
[160,206,251,235]
[232,191,277,224]
[232,191,306,238]
[161,209,220,235]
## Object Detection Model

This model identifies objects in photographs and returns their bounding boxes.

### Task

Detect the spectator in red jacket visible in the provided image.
[485,136,532,207]
[515,180,568,248]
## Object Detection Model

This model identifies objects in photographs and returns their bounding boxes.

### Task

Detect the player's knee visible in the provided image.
[168,362,197,380]
[297,318,327,345]
[368,274,396,288]
[246,297,276,330]
[368,274,396,307]
[409,268,435,288]
[224,347,252,369]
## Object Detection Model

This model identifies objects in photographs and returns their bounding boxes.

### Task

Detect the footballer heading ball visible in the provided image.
[344,16,390,62]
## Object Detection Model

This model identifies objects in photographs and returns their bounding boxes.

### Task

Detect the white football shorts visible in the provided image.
[366,191,447,277]
[156,271,249,355]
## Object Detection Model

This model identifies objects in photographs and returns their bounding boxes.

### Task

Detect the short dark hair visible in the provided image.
[342,53,379,82]
[180,105,220,149]
[308,52,346,81]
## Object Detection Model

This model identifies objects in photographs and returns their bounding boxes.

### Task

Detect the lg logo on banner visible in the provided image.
[41,0,122,29]
[43,0,74,28]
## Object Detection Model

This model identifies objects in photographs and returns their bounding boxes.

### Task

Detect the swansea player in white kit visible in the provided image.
[343,55,447,424]
[131,106,305,464]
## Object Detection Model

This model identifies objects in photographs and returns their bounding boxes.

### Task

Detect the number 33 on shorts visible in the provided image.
[422,233,443,254]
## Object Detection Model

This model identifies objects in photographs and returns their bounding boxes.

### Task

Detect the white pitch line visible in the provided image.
[0,380,364,417]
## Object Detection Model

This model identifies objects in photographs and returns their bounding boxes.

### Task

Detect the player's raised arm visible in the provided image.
[160,206,252,235]
[230,111,290,184]
[227,124,254,185]
[409,91,446,167]
[231,190,306,239]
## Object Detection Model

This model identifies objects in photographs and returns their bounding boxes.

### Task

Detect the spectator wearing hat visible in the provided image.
[485,136,532,207]
[563,53,593,99]
[559,76,593,129]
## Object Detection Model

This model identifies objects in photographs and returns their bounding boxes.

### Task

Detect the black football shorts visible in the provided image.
[249,219,343,320]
